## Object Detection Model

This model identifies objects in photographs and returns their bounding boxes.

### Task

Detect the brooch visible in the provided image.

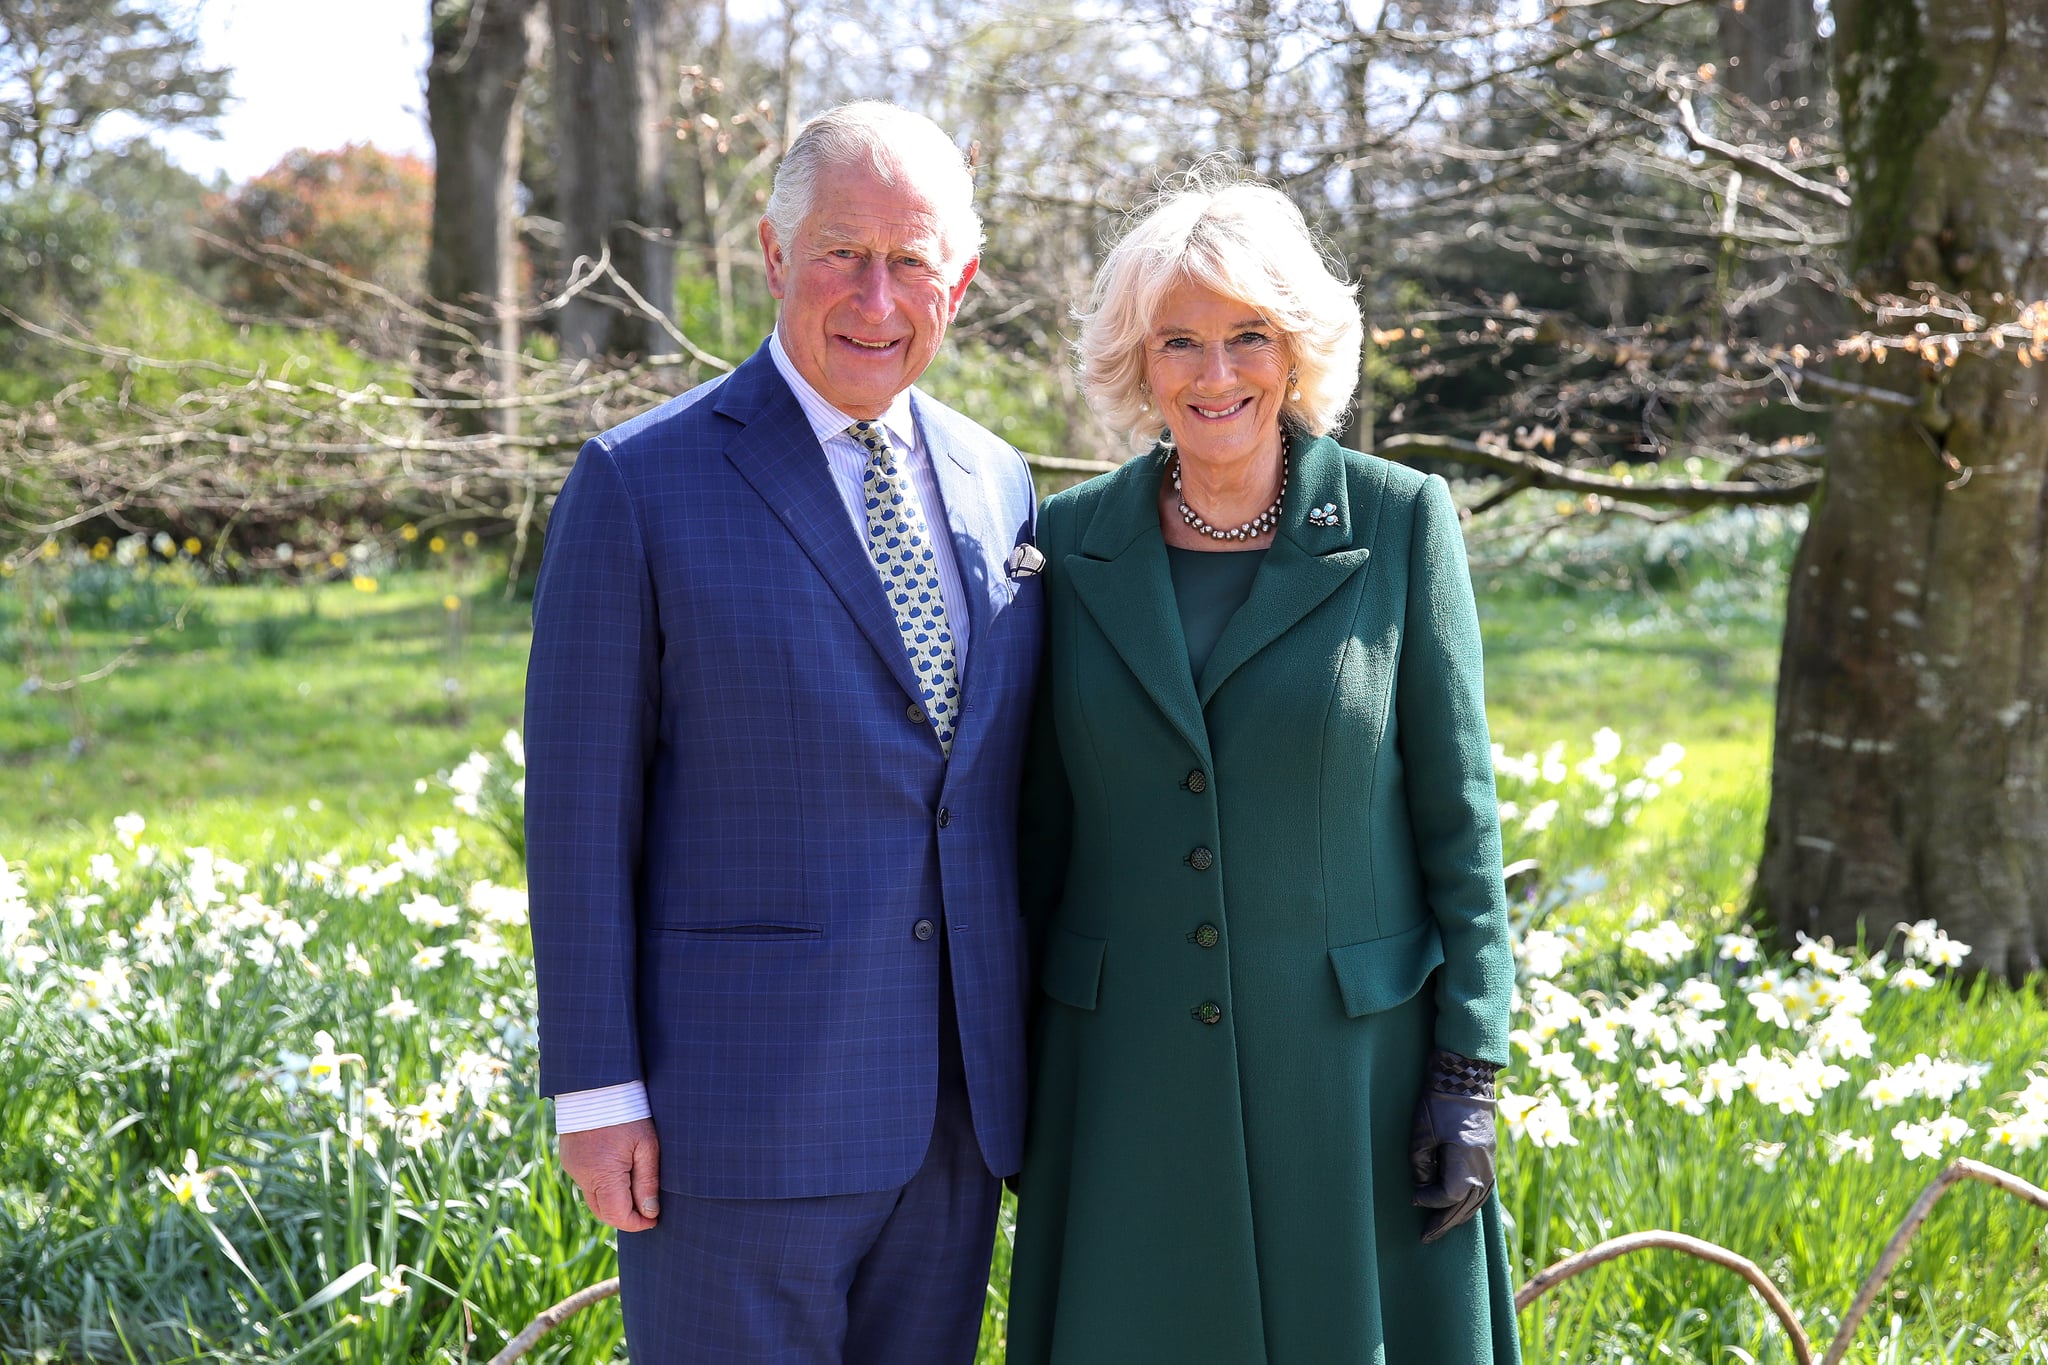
[1006,542,1047,579]
[1306,502,1341,528]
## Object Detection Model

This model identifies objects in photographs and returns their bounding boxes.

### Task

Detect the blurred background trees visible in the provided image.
[5,0,2046,972]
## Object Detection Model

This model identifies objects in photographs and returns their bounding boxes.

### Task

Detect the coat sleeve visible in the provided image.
[1396,475,1514,1066]
[525,438,661,1097]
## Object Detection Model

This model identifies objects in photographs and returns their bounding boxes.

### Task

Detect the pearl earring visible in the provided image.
[1289,369,1303,403]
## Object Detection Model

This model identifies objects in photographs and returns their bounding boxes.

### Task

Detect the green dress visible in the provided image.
[1009,433,1523,1364]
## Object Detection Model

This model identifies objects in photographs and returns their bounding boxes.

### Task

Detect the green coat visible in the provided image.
[1008,434,1522,1364]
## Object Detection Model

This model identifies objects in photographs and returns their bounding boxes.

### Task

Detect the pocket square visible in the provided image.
[1006,542,1047,579]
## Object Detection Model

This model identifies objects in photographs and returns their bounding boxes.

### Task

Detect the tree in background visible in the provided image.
[1759,0,2048,980]
[0,0,226,186]
[547,0,687,360]
[428,0,548,430]
[201,145,433,342]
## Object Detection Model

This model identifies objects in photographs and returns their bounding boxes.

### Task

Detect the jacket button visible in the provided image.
[906,702,927,725]
[1184,769,1207,794]
[1192,1001,1222,1025]
[1191,923,1220,949]
[913,918,935,941]
[1186,846,1214,872]
[937,807,952,828]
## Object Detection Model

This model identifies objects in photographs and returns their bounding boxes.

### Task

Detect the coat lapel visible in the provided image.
[715,347,925,703]
[1065,449,1213,766]
[1197,433,1379,704]
[915,394,1009,683]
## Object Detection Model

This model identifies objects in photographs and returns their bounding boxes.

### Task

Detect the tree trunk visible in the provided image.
[549,0,682,360]
[427,0,546,433]
[1758,0,2048,980]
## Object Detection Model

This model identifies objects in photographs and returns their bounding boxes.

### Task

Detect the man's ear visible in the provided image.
[761,218,789,300]
[945,256,979,320]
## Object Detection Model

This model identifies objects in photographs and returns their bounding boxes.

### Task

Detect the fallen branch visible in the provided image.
[1515,1229,1813,1364]
[486,1277,620,1365]
[1516,1158,2048,1364]
[1821,1158,2048,1365]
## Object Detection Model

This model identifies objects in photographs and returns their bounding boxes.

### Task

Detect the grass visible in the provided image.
[0,564,529,860]
[3,520,2046,1364]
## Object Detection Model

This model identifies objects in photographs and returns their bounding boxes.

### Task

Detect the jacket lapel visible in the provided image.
[1197,433,1379,704]
[715,346,925,703]
[1066,449,1212,766]
[915,395,1008,680]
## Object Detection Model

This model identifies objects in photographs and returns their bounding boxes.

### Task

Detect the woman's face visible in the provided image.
[1142,278,1289,473]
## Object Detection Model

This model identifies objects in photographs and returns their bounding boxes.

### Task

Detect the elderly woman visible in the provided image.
[1007,179,1522,1363]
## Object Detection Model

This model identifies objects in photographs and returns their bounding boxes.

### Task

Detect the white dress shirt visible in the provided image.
[553,331,970,1136]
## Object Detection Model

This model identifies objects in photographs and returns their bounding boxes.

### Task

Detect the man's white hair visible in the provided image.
[763,101,983,280]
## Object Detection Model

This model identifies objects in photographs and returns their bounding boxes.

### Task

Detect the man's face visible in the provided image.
[761,158,978,420]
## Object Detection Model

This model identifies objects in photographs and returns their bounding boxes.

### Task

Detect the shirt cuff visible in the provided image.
[553,1080,653,1135]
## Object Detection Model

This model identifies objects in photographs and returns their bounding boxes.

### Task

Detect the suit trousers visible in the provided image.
[617,956,1000,1364]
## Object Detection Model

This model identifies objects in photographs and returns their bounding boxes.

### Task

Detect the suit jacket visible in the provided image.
[1008,432,1519,1363]
[525,341,1043,1199]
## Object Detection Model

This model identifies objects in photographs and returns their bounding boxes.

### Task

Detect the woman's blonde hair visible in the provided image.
[1076,175,1363,444]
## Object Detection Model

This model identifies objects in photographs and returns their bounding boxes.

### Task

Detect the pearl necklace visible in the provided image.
[1172,453,1288,543]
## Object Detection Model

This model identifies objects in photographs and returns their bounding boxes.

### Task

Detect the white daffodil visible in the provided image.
[1716,932,1759,964]
[467,880,529,927]
[1825,1131,1875,1165]
[375,987,419,1022]
[399,893,460,929]
[1987,1113,2048,1153]
[1623,920,1695,968]
[1791,932,1851,976]
[1516,929,1577,981]
[364,1267,411,1307]
[1635,1055,1686,1090]
[155,1149,218,1213]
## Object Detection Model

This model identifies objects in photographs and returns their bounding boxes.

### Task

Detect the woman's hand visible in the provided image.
[1409,1049,1499,1243]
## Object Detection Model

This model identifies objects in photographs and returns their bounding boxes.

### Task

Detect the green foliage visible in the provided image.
[0,182,117,314]
[0,0,229,187]
[73,139,219,289]
[202,144,434,320]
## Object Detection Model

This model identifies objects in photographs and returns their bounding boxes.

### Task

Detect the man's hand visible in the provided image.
[559,1118,662,1231]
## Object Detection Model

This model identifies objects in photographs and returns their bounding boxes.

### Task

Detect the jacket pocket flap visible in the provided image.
[1328,919,1443,1018]
[1040,925,1106,1010]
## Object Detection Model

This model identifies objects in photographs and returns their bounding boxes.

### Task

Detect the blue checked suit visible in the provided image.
[525,341,1042,1201]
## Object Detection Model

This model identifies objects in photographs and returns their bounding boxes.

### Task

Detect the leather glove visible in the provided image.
[1409,1048,1500,1244]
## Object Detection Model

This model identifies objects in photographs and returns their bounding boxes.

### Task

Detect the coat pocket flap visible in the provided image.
[1328,919,1444,1018]
[1040,925,1107,1011]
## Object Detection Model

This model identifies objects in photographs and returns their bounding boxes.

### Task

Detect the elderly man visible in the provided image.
[524,102,1042,1362]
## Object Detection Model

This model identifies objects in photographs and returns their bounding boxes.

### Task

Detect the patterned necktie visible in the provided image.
[850,421,959,755]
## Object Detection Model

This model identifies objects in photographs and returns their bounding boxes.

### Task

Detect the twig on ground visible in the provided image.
[486,1278,620,1365]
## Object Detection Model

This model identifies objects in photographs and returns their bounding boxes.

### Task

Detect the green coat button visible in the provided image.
[1191,923,1220,949]
[1186,846,1214,872]
[1184,769,1208,793]
[1192,1001,1222,1025]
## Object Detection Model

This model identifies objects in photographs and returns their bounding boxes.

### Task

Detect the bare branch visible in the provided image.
[1674,94,1850,208]
[1377,433,1821,507]
[1515,1229,1814,1364]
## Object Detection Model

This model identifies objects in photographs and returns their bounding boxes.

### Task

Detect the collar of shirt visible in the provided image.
[769,330,920,456]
